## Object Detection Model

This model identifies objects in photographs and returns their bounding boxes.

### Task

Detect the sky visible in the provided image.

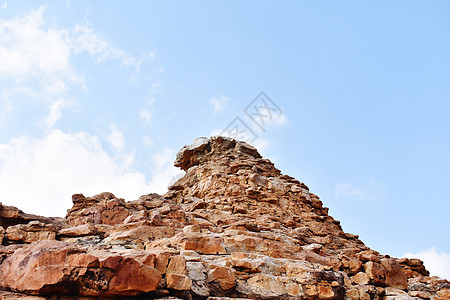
[0,1,449,279]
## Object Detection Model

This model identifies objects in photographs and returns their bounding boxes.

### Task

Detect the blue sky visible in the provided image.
[0,1,449,278]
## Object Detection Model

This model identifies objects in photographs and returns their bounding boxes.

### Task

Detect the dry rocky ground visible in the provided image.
[0,136,449,299]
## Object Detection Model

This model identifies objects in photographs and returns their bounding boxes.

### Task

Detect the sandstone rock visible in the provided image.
[398,257,430,277]
[381,258,408,289]
[246,274,286,296]
[345,288,360,300]
[100,255,161,294]
[166,273,192,290]
[207,265,236,291]
[351,272,370,285]
[438,289,450,300]
[174,136,261,172]
[5,221,57,244]
[0,136,447,300]
[0,240,161,296]
[167,255,187,275]
[0,240,102,295]
[0,290,46,299]
[0,226,4,245]
[154,251,172,274]
[365,261,387,286]
[317,284,337,299]
[66,193,131,226]
[187,261,210,296]
[408,290,434,298]
[0,202,57,229]
[57,224,94,237]
[183,235,226,254]
[349,259,363,275]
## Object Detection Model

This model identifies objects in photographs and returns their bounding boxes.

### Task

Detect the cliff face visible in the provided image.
[0,136,448,300]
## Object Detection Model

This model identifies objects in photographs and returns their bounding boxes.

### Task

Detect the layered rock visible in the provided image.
[0,202,61,229]
[0,136,448,299]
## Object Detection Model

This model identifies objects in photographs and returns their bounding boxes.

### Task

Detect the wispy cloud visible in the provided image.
[0,6,152,128]
[139,108,153,123]
[44,99,69,128]
[209,95,229,114]
[142,136,153,147]
[334,179,387,202]
[0,100,13,121]
[0,6,79,128]
[138,82,159,123]
[106,124,125,152]
[71,23,153,70]
[404,248,450,280]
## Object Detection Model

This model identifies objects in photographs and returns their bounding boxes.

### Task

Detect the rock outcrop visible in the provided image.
[0,136,448,299]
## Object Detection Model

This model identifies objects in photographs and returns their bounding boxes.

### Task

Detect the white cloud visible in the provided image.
[209,95,229,114]
[148,81,160,103]
[404,248,450,280]
[244,113,289,135]
[0,130,157,217]
[2,2,7,9]
[334,179,387,202]
[0,7,75,81]
[147,96,156,106]
[0,6,80,128]
[269,113,289,126]
[0,6,151,128]
[44,99,68,128]
[142,136,153,147]
[0,100,13,121]
[72,23,152,70]
[146,148,183,194]
[139,108,153,123]
[106,125,125,152]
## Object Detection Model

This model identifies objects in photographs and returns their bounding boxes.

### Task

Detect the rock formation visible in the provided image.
[0,136,448,299]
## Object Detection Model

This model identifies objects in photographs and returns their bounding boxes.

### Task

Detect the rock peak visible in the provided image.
[174,136,261,171]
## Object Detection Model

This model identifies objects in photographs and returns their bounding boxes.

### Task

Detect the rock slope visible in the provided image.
[0,136,449,299]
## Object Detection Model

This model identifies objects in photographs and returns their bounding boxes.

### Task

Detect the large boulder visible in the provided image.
[0,240,161,296]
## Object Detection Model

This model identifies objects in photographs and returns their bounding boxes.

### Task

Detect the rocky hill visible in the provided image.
[0,136,449,299]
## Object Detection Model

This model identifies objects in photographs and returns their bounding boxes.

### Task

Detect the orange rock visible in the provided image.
[183,235,225,254]
[0,136,449,300]
[0,227,4,245]
[246,274,286,296]
[349,259,363,275]
[58,224,95,237]
[380,258,407,289]
[154,252,171,274]
[103,257,161,294]
[351,272,370,285]
[364,261,387,286]
[166,255,187,275]
[437,289,450,300]
[207,265,236,290]
[317,284,335,299]
[5,221,57,244]
[0,240,161,296]
[0,241,105,294]
[166,273,192,290]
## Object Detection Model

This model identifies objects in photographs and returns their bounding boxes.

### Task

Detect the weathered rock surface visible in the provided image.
[0,136,448,299]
